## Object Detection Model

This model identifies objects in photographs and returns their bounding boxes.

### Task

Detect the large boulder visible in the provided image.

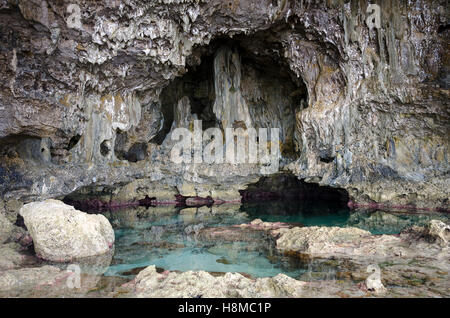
[19,200,114,262]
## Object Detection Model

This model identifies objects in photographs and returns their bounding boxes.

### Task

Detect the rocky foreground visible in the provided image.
[0,200,448,298]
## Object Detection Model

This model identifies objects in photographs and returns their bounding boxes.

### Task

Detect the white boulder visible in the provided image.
[19,199,114,262]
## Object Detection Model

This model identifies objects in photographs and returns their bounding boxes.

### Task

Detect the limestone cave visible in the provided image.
[0,0,449,300]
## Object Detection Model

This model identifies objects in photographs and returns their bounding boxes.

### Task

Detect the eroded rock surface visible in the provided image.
[0,0,449,299]
[0,0,447,211]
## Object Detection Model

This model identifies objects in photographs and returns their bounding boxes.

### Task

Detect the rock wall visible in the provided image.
[0,0,448,212]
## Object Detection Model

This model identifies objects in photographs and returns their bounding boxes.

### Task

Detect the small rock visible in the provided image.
[426,220,450,246]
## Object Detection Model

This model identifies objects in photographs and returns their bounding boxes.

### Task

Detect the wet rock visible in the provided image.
[138,195,156,208]
[0,265,67,296]
[197,219,297,243]
[19,200,114,262]
[182,195,214,207]
[0,208,31,247]
[134,265,307,298]
[277,226,372,255]
[276,220,450,262]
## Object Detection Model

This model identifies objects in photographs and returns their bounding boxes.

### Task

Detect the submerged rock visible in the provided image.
[197,219,297,243]
[19,200,114,262]
[347,210,450,235]
[0,263,120,297]
[198,225,267,243]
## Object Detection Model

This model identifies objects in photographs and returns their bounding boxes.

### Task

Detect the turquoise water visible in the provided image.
[101,203,450,279]
[103,207,301,278]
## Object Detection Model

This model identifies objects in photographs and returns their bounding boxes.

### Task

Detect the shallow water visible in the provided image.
[99,202,450,279]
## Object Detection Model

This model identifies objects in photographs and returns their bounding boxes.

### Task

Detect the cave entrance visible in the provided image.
[239,173,350,224]
[240,173,349,206]
[151,33,308,161]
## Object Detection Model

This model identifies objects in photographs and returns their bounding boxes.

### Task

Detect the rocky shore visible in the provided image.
[0,199,448,298]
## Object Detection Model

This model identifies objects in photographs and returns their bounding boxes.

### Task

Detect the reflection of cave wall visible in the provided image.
[153,36,308,159]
